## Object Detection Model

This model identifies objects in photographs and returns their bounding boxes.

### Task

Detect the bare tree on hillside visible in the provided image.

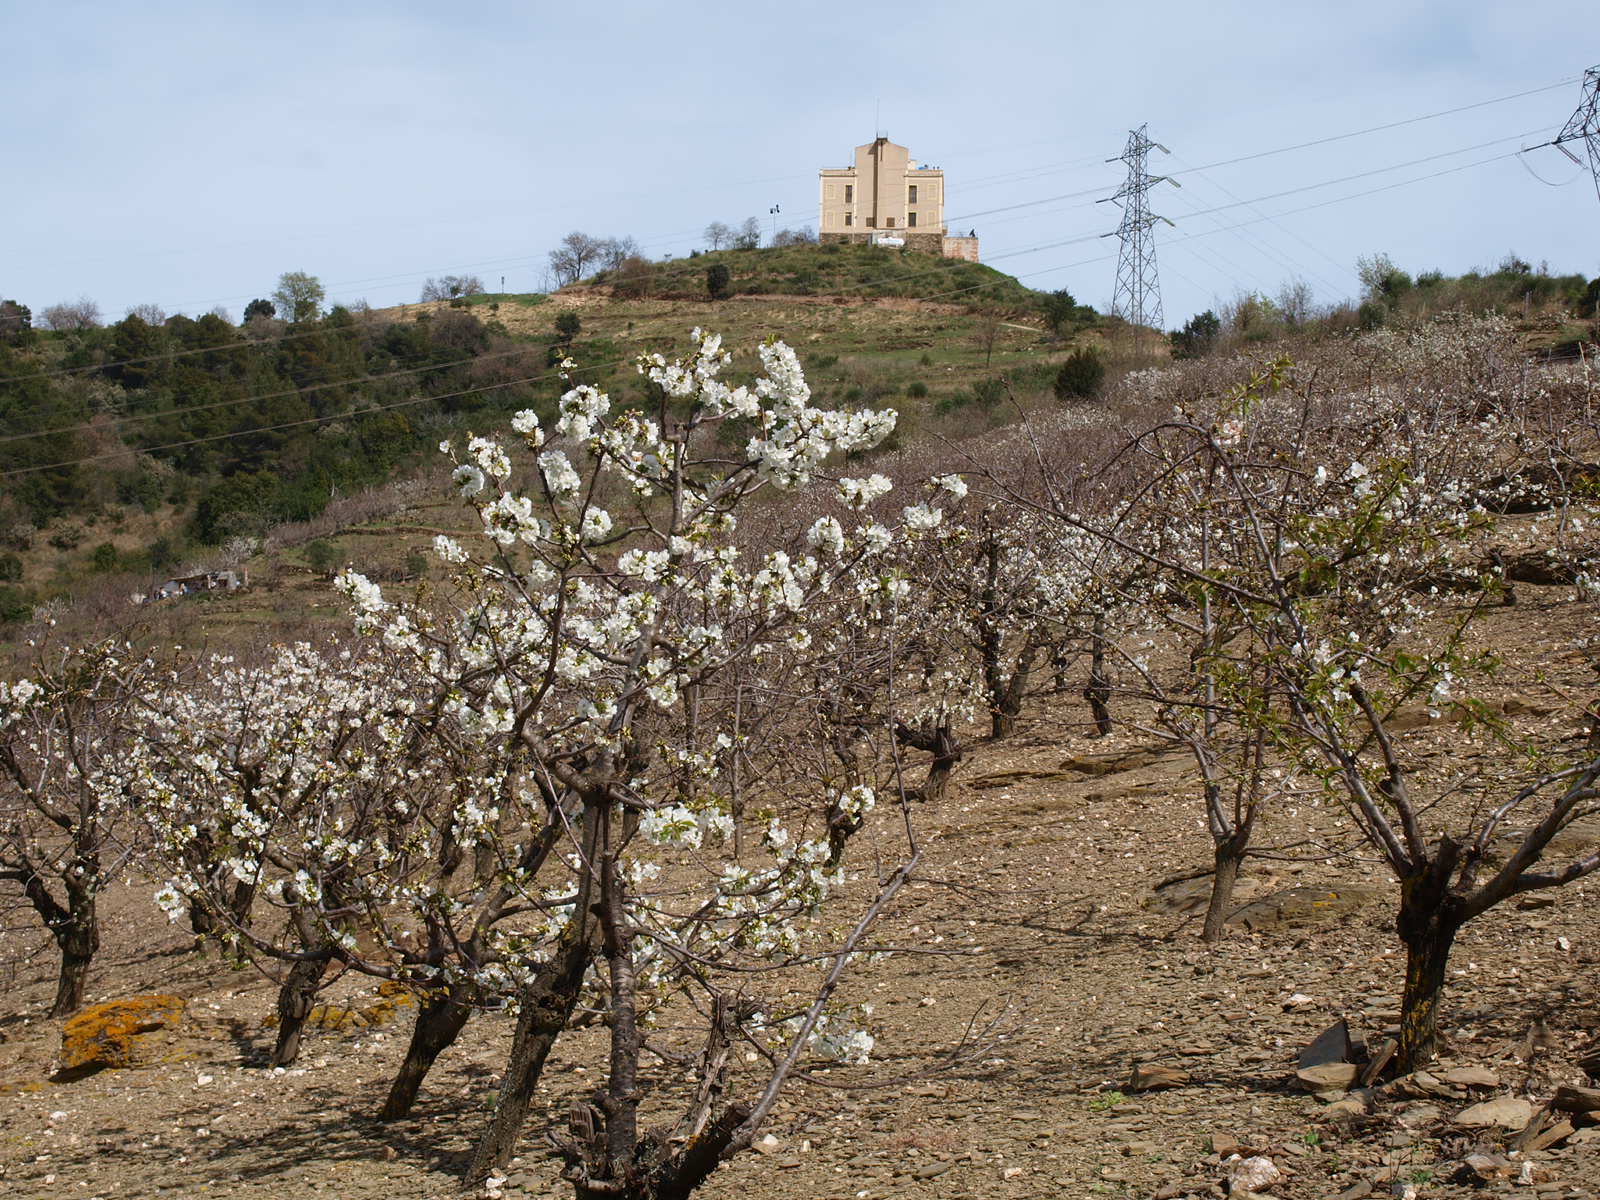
[704,221,733,250]
[548,232,606,288]
[39,297,102,331]
[1276,278,1315,329]
[126,303,167,326]
[734,217,762,249]
[600,236,640,271]
[420,275,486,302]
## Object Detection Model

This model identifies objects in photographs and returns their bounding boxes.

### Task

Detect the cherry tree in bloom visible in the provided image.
[1050,342,1600,1067]
[341,331,944,1194]
[123,639,471,1068]
[0,638,149,1015]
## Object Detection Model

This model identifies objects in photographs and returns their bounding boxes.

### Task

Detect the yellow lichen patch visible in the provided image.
[265,984,415,1032]
[59,995,186,1073]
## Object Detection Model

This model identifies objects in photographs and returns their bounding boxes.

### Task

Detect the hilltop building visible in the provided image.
[819,136,979,262]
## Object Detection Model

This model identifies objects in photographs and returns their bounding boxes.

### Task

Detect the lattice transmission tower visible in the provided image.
[1099,124,1179,331]
[1552,65,1600,205]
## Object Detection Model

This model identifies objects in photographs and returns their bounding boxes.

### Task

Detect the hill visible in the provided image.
[0,249,1105,642]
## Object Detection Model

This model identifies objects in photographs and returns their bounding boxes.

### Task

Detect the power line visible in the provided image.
[0,131,1548,481]
[1174,76,1578,175]
[1008,143,1543,312]
[84,75,1582,324]
[0,245,1103,468]
[1163,152,1352,293]
[0,340,547,447]
[5,80,1578,416]
[943,77,1576,228]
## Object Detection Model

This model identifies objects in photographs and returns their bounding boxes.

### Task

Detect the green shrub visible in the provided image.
[1171,311,1221,359]
[973,377,1007,408]
[706,264,732,301]
[1054,350,1105,401]
[90,542,119,573]
[905,381,929,398]
[0,553,20,582]
[0,585,31,624]
[304,539,339,577]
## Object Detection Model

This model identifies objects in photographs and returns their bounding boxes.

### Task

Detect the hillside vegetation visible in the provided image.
[0,247,1105,633]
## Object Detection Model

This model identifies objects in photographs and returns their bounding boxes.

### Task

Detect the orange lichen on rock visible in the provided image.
[263,982,415,1032]
[59,994,187,1072]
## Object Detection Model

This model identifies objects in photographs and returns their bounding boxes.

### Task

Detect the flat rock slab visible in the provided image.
[1129,1063,1191,1092]
[1456,1096,1534,1130]
[1227,883,1384,930]
[1552,1084,1600,1114]
[1298,1062,1360,1092]
[1440,1066,1499,1088]
[58,994,188,1075]
[1300,1019,1355,1071]
[1143,873,1278,914]
[1057,746,1180,777]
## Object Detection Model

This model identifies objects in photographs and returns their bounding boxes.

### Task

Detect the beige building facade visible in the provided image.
[819,136,978,260]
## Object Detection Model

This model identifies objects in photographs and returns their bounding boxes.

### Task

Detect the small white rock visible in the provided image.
[1226,1154,1283,1192]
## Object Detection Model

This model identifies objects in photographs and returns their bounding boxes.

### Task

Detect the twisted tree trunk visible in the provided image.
[49,888,99,1018]
[379,980,478,1121]
[1084,609,1113,737]
[271,956,331,1067]
[1395,867,1465,1072]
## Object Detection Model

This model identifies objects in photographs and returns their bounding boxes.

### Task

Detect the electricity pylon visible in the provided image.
[1553,65,1600,205]
[1099,124,1179,332]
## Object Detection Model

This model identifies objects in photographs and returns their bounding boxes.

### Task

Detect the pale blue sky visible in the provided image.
[4,1,1595,328]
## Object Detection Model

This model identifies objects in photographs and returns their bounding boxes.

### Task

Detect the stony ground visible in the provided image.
[2,590,1599,1200]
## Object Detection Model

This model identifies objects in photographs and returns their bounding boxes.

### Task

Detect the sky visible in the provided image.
[3,0,1597,330]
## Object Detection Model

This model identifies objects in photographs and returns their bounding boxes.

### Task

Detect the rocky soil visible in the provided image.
[2,591,1599,1200]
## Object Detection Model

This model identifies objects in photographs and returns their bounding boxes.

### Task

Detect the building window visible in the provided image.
[844,213,852,227]
[867,217,876,227]
[844,184,853,203]
[886,216,896,228]
[908,211,917,227]
[908,185,918,204]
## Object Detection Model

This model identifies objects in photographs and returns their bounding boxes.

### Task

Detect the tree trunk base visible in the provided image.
[379,983,476,1121]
